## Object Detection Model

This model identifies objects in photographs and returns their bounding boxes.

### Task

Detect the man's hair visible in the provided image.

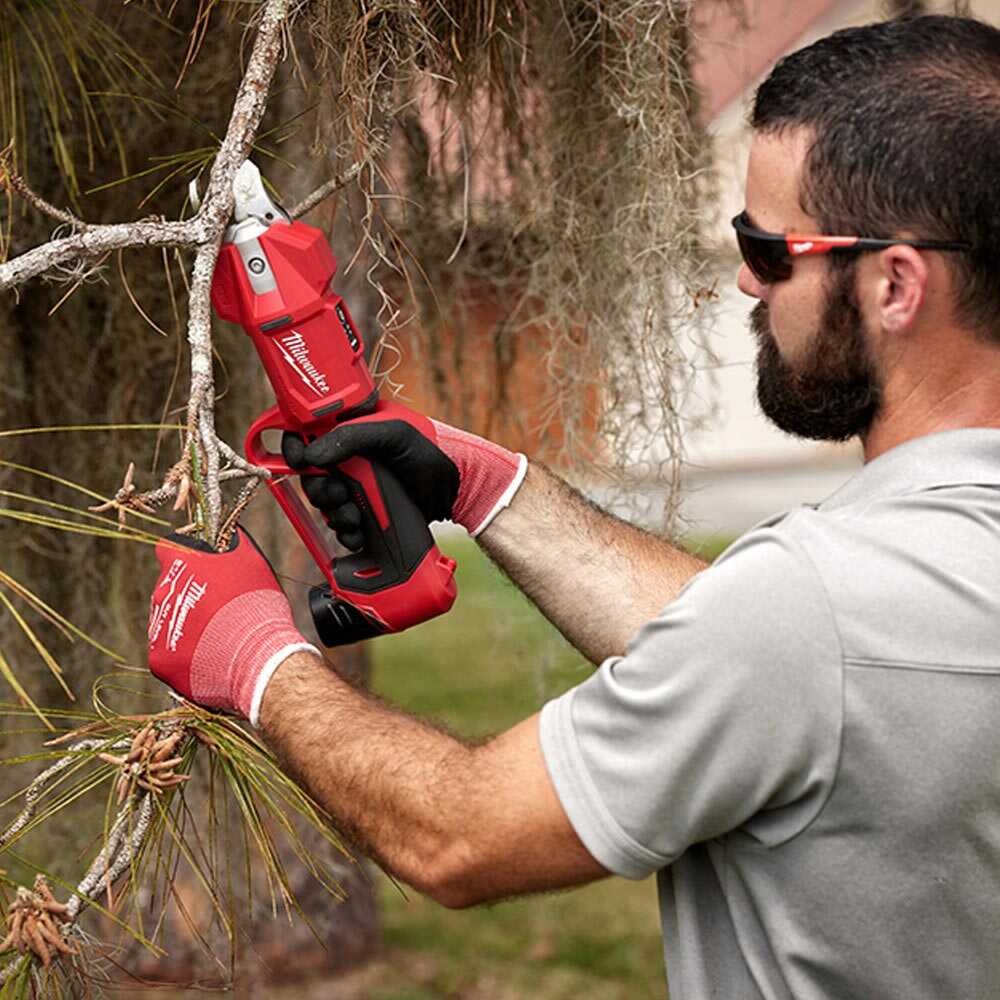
[752,15,1000,338]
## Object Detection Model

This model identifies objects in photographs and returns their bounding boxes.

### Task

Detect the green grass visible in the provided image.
[366,533,672,998]
[371,534,591,734]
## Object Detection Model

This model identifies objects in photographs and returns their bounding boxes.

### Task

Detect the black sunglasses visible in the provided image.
[732,211,973,285]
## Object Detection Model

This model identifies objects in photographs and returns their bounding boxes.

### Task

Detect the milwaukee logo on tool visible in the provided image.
[277,332,331,396]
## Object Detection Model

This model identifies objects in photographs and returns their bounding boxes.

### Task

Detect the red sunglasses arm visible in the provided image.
[784,234,861,256]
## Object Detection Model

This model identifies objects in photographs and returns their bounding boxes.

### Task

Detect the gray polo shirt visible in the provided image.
[540,429,1000,1000]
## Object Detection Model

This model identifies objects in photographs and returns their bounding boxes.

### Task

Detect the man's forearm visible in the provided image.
[479,463,708,663]
[259,650,605,907]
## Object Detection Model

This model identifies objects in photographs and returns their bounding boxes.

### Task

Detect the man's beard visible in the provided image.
[752,265,881,442]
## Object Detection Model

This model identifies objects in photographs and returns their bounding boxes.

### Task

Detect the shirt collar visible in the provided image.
[820,428,1000,512]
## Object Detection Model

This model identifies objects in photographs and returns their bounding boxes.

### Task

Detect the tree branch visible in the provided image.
[0,1,289,296]
[289,118,392,220]
[177,0,289,541]
[197,0,289,231]
[290,161,365,219]
[0,220,198,293]
[1,153,88,231]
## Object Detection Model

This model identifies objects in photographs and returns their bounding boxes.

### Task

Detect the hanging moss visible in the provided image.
[301,1,715,523]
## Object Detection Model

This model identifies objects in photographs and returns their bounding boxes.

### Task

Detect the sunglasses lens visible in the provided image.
[736,228,793,284]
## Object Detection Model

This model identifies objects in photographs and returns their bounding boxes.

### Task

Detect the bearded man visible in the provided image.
[147,15,1000,999]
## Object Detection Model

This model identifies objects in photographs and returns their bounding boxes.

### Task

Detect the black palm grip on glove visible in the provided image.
[316,459,438,644]
[282,420,460,551]
[283,448,447,646]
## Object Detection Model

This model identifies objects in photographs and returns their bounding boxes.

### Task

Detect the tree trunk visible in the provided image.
[0,3,380,985]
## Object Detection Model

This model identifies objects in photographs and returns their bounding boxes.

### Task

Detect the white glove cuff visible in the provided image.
[469,454,529,537]
[249,642,322,727]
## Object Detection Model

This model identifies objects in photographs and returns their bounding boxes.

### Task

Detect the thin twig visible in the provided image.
[289,117,391,220]
[3,167,87,231]
[0,739,123,852]
[290,161,365,219]
[217,437,270,479]
[216,478,264,551]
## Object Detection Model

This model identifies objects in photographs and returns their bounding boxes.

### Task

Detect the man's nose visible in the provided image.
[737,263,767,300]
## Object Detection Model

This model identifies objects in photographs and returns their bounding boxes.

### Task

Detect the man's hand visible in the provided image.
[281,400,527,549]
[147,528,318,725]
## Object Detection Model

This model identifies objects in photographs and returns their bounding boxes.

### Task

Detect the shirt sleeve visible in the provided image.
[538,522,844,879]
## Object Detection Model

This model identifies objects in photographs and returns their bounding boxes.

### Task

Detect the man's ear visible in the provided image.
[874,244,928,333]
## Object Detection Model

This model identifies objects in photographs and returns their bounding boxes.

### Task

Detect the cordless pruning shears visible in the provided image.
[209,161,457,645]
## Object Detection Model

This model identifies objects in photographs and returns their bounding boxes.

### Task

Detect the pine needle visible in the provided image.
[0,649,51,731]
[0,571,124,664]
[0,424,183,440]
[0,592,74,702]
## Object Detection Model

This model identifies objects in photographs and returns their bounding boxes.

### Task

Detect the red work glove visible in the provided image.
[147,528,319,726]
[281,400,527,548]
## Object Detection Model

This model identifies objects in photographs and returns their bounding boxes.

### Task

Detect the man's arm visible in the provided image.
[259,649,609,907]
[478,463,709,664]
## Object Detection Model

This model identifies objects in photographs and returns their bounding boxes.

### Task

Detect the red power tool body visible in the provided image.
[209,162,456,645]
